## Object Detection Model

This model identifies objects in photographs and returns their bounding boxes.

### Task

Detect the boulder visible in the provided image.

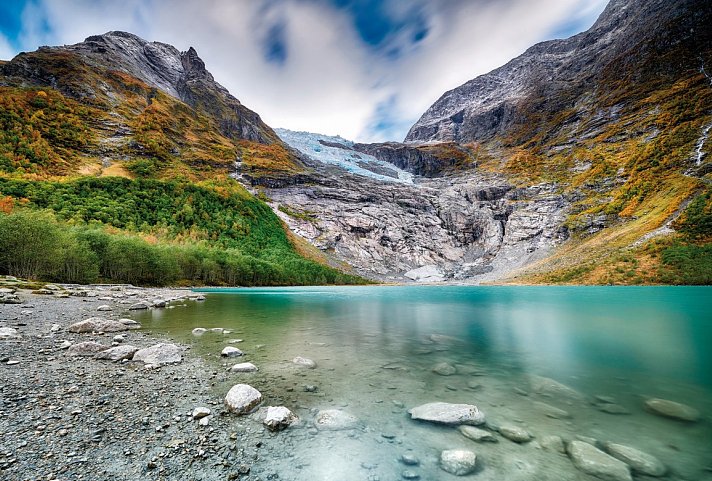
[225,384,262,414]
[603,443,666,476]
[68,318,130,333]
[314,409,359,430]
[432,362,457,376]
[263,406,298,431]
[95,345,138,361]
[132,343,182,365]
[0,293,22,304]
[221,346,243,358]
[67,341,108,357]
[498,424,532,443]
[409,402,485,426]
[440,449,477,476]
[458,425,498,443]
[292,356,317,369]
[567,441,632,481]
[228,362,258,373]
[644,398,700,422]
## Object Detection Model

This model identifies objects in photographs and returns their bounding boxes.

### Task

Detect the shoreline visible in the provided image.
[0,284,280,481]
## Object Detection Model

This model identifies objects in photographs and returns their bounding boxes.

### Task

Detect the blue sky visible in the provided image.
[0,0,608,142]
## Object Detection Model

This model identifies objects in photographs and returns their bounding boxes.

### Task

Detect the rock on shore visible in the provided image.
[225,384,263,414]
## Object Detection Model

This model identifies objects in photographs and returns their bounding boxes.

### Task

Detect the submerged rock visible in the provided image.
[529,375,584,401]
[432,362,457,376]
[221,346,243,357]
[132,343,182,365]
[459,425,498,443]
[440,449,477,476]
[567,441,632,481]
[498,424,533,443]
[540,435,566,454]
[228,362,258,373]
[292,356,317,369]
[225,384,262,414]
[128,301,150,310]
[263,406,298,431]
[644,398,700,422]
[409,402,485,426]
[314,409,359,430]
[603,443,666,477]
[533,401,571,419]
[192,328,207,336]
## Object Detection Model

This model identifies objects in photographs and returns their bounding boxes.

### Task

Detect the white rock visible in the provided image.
[192,328,207,336]
[0,327,19,339]
[221,346,243,357]
[568,441,632,481]
[499,424,533,443]
[128,301,150,310]
[409,402,485,426]
[314,409,359,430]
[95,345,138,361]
[132,343,182,365]
[192,407,211,420]
[97,305,113,311]
[292,356,317,369]
[118,319,141,329]
[209,328,224,333]
[228,362,258,373]
[644,398,700,422]
[50,324,61,332]
[603,443,666,476]
[225,384,262,414]
[440,449,477,476]
[263,406,298,431]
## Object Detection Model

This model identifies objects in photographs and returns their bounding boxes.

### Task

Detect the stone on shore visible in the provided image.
[440,449,477,476]
[644,398,700,422]
[192,407,211,420]
[0,293,22,304]
[229,362,258,373]
[409,402,485,426]
[459,425,498,443]
[67,341,108,357]
[567,441,632,481]
[263,406,298,431]
[292,356,317,369]
[95,345,139,361]
[225,384,262,414]
[0,327,19,339]
[97,305,112,311]
[128,301,150,310]
[132,343,182,365]
[68,318,131,333]
[314,409,359,430]
[221,346,243,358]
[498,424,533,443]
[603,443,666,476]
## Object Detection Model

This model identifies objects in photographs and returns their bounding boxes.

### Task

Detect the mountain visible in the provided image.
[0,32,361,286]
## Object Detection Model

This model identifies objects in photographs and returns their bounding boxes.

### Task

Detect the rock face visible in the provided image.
[567,441,632,481]
[263,406,298,431]
[603,443,666,477]
[224,384,263,414]
[314,409,359,430]
[405,0,709,145]
[409,402,485,426]
[132,343,182,365]
[440,449,477,476]
[644,398,700,422]
[68,318,134,333]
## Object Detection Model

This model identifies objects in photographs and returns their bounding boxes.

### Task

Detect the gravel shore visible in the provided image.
[0,284,281,481]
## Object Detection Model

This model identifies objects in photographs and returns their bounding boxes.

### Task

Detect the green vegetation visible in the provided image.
[658,243,712,285]
[0,178,366,286]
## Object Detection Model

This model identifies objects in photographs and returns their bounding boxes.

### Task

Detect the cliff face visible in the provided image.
[405,0,712,145]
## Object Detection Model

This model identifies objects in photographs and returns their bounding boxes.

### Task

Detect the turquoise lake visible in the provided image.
[136,286,712,480]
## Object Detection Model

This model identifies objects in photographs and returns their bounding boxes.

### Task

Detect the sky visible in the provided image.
[0,0,609,142]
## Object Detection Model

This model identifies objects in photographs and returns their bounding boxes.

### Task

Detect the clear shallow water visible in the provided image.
[136,286,712,480]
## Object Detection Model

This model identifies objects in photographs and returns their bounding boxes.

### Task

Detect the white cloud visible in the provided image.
[13,0,608,142]
[0,33,15,60]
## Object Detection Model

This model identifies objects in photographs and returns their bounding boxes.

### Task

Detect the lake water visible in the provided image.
[136,286,712,480]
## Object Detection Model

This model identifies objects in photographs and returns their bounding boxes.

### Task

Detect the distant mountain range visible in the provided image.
[0,0,710,284]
